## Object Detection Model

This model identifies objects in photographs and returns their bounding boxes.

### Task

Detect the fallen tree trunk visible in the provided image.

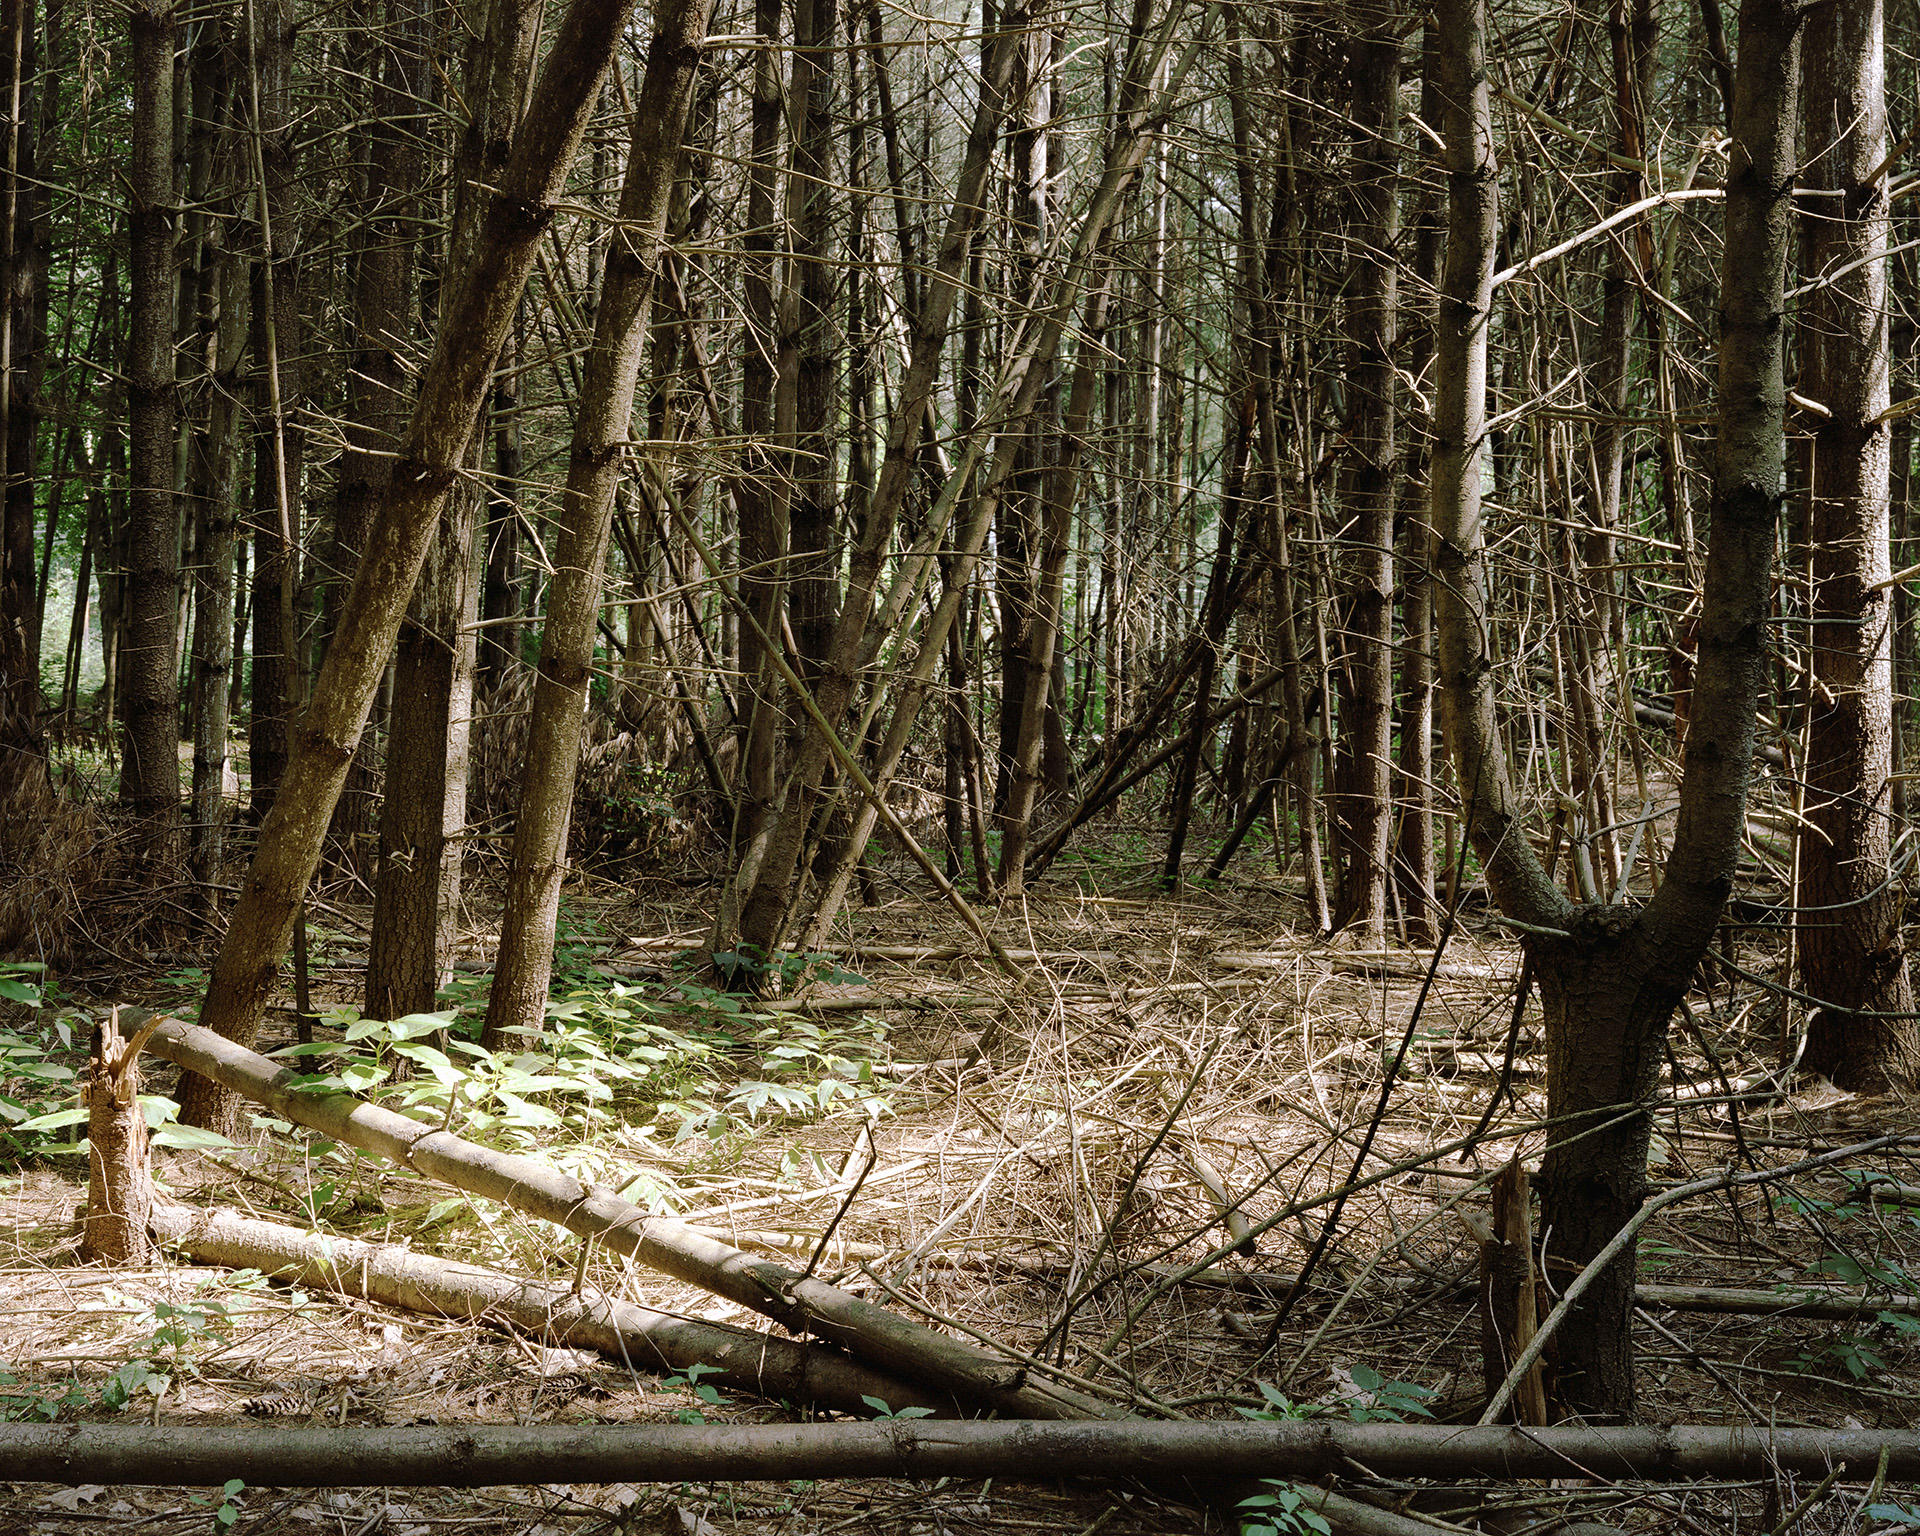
[136,1013,1111,1420]
[1636,1282,1920,1319]
[146,1204,953,1418]
[0,1420,1912,1486]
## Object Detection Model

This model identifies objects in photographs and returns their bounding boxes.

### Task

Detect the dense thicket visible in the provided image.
[6,0,1919,1421]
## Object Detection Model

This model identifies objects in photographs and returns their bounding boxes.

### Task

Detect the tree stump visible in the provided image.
[1466,1159,1550,1425]
[80,1009,156,1263]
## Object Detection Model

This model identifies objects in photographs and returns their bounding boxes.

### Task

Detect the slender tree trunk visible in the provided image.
[176,0,639,1132]
[187,126,249,909]
[244,0,303,822]
[999,273,1114,892]
[722,0,786,949]
[6,0,45,688]
[783,0,840,688]
[482,0,714,1049]
[1330,0,1398,942]
[121,0,180,850]
[1796,0,1916,1090]
[479,309,523,701]
[0,0,37,776]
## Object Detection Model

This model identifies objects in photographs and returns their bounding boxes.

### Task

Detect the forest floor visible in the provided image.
[3,824,1919,1535]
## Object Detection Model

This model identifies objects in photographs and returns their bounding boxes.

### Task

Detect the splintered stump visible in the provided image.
[80,1010,157,1263]
[1465,1159,1550,1424]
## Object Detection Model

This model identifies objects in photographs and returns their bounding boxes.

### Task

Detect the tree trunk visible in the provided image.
[243,0,304,823]
[366,0,537,1023]
[121,0,180,852]
[483,0,714,1049]
[328,0,425,876]
[1795,0,1916,1091]
[187,110,249,910]
[0,0,47,851]
[175,0,640,1132]
[1330,0,1398,942]
[81,1011,154,1264]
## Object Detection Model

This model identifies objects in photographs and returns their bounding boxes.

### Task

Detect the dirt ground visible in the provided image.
[4,846,1918,1534]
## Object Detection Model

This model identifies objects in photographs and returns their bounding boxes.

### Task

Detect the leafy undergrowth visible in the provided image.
[3,849,1919,1534]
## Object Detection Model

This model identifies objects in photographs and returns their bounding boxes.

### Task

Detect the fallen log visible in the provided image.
[1636,1282,1920,1320]
[137,1013,1111,1421]
[146,1204,953,1418]
[0,1420,1912,1487]
[1212,952,1502,984]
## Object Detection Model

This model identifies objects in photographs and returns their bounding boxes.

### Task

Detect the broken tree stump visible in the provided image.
[1464,1159,1549,1425]
[80,1009,159,1263]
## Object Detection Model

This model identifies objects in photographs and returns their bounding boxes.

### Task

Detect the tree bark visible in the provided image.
[175,0,641,1132]
[1795,0,1916,1091]
[327,0,425,876]
[5,1420,1918,1489]
[80,1012,154,1264]
[187,116,249,910]
[151,1203,953,1417]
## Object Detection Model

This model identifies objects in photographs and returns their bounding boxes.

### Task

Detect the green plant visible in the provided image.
[1235,1381,1315,1421]
[1237,1484,1332,1536]
[0,1368,88,1422]
[859,1394,935,1420]
[1341,1363,1436,1423]
[662,1362,725,1423]
[0,972,77,1157]
[187,1479,245,1532]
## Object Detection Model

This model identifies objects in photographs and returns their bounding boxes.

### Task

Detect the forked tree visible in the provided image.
[1430,0,1801,1417]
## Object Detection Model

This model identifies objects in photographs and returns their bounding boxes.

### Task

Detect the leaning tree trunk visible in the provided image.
[175,0,641,1133]
[120,0,180,856]
[1795,0,1917,1091]
[482,0,714,1050]
[1431,0,1800,1421]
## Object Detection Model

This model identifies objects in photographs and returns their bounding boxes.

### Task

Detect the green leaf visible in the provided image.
[150,1124,239,1152]
[13,1105,85,1132]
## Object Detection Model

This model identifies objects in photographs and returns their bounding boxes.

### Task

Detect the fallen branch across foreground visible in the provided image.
[136,1013,1110,1420]
[0,1421,1912,1487]
[146,1205,953,1418]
